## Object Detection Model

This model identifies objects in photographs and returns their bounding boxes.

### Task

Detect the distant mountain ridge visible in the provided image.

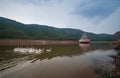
[0,17,114,41]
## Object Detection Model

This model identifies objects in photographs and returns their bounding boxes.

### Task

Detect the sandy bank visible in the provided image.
[0,39,78,45]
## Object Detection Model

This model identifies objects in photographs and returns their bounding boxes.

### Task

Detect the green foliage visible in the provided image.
[0,17,114,41]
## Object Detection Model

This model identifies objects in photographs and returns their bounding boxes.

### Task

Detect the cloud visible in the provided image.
[71,8,120,34]
[97,8,120,34]
[0,0,120,34]
[73,0,120,18]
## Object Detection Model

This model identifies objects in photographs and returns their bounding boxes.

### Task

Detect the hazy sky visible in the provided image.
[0,0,120,34]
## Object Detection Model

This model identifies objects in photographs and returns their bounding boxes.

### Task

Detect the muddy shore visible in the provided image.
[111,41,120,77]
[0,39,78,45]
[112,41,120,49]
[0,39,119,46]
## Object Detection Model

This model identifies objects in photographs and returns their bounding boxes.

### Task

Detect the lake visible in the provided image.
[0,43,116,78]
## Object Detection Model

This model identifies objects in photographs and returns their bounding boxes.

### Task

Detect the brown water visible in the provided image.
[0,43,116,78]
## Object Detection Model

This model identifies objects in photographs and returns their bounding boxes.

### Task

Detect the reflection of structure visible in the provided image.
[79,33,90,43]
[79,43,90,52]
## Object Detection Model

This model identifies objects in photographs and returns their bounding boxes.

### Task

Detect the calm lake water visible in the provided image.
[0,43,116,78]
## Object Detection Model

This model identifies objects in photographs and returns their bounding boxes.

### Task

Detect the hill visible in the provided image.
[114,31,120,40]
[0,17,114,41]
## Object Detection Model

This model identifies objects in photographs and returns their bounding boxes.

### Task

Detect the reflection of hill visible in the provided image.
[33,45,82,61]
[0,43,112,63]
[0,44,113,71]
[89,43,112,51]
[32,43,112,61]
[0,46,29,71]
[0,46,27,62]
[0,45,83,63]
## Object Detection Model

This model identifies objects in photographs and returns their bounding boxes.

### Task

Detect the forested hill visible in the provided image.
[0,17,114,41]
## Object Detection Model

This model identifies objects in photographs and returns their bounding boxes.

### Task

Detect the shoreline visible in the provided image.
[112,41,120,49]
[0,39,118,46]
[0,39,78,46]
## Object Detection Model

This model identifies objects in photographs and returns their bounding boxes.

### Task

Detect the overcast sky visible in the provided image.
[0,0,120,34]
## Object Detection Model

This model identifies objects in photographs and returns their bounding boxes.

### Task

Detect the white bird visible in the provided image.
[13,47,45,54]
[38,48,44,52]
[14,48,27,53]
[35,49,41,54]
[28,48,35,53]
[13,48,19,52]
[46,48,52,52]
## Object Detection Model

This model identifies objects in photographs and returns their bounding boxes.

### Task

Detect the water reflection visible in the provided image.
[0,45,82,70]
[0,44,116,78]
[79,43,90,52]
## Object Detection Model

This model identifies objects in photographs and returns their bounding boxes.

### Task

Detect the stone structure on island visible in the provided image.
[79,33,90,43]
